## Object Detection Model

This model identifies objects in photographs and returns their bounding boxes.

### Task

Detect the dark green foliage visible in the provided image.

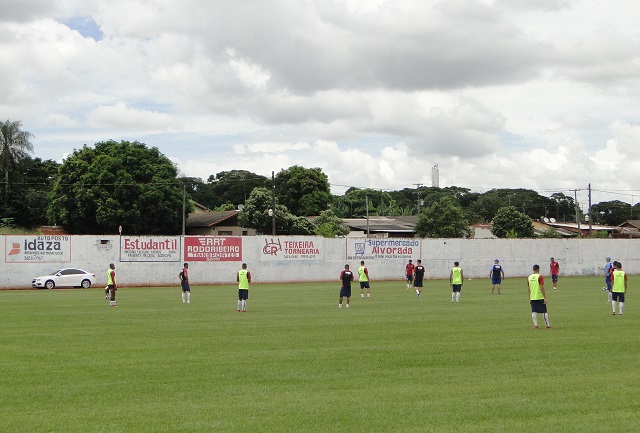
[414,196,471,238]
[48,140,189,234]
[590,200,631,226]
[274,166,331,216]
[238,187,313,235]
[491,206,534,238]
[313,209,350,237]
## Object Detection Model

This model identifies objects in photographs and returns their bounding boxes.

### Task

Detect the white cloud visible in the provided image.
[2,0,640,208]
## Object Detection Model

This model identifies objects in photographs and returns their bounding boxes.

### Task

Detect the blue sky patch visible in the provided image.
[59,16,103,41]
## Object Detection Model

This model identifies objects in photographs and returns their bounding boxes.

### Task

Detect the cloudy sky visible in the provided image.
[2,0,640,208]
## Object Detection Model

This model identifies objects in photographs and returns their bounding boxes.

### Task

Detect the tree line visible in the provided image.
[1,120,637,236]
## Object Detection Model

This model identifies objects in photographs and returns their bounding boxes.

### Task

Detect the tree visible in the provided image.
[414,196,471,238]
[0,120,34,205]
[48,140,190,234]
[9,157,59,227]
[274,166,331,216]
[550,192,577,222]
[491,206,534,238]
[590,200,631,226]
[237,187,314,235]
[313,209,350,237]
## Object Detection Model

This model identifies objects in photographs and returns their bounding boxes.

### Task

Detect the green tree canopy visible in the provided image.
[414,196,471,238]
[491,206,534,238]
[238,187,314,235]
[313,209,350,237]
[9,157,59,228]
[0,120,34,205]
[48,140,190,234]
[590,200,631,226]
[274,166,331,216]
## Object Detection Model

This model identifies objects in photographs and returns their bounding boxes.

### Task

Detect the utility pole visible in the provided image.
[182,184,186,236]
[365,195,370,237]
[588,183,592,237]
[413,183,423,214]
[570,188,581,237]
[271,171,276,236]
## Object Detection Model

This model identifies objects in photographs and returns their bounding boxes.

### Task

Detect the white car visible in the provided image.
[32,268,97,289]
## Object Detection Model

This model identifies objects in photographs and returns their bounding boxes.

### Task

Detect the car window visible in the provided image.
[60,269,81,275]
[51,269,62,275]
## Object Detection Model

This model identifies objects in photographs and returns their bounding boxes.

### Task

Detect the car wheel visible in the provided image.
[81,279,92,289]
[45,280,55,289]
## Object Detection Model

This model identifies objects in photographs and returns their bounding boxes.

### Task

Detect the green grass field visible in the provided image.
[1,276,638,433]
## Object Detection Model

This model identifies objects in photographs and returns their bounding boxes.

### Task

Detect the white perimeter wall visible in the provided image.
[1,235,637,288]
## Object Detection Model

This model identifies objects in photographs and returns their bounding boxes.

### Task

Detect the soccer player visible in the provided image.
[180,262,191,304]
[107,263,117,308]
[450,261,463,303]
[549,257,559,290]
[405,259,415,289]
[528,264,551,329]
[339,264,354,308]
[414,259,425,297]
[490,259,505,294]
[237,263,251,312]
[604,257,614,303]
[611,261,628,315]
[359,260,371,298]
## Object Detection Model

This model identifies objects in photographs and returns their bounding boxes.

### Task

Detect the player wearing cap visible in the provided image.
[604,257,614,303]
[490,259,505,295]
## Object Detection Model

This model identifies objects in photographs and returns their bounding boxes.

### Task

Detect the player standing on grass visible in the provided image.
[180,262,191,304]
[237,263,251,312]
[414,259,425,297]
[611,261,628,316]
[450,261,463,303]
[339,264,354,308]
[527,264,551,329]
[359,260,371,298]
[107,263,117,308]
[405,259,415,289]
[604,257,614,303]
[490,259,505,295]
[549,257,559,290]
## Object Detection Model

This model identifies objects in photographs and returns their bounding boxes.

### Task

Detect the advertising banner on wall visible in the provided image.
[345,238,421,261]
[120,236,181,262]
[5,235,72,263]
[184,236,242,261]
[260,237,324,261]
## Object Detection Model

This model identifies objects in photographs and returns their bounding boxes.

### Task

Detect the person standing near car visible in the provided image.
[180,262,191,304]
[107,263,117,308]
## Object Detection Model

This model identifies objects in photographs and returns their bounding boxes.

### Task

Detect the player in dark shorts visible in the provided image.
[180,262,191,303]
[490,259,505,294]
[414,260,425,297]
[339,264,354,308]
[405,260,415,289]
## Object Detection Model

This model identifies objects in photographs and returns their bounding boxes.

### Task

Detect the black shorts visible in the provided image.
[406,275,413,282]
[414,278,423,288]
[360,282,370,289]
[238,289,249,300]
[530,299,547,313]
[181,281,190,292]
[551,274,558,283]
[452,284,462,293]
[340,286,352,298]
[612,292,625,302]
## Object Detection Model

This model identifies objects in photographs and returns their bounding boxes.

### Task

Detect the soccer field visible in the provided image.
[1,277,638,433]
